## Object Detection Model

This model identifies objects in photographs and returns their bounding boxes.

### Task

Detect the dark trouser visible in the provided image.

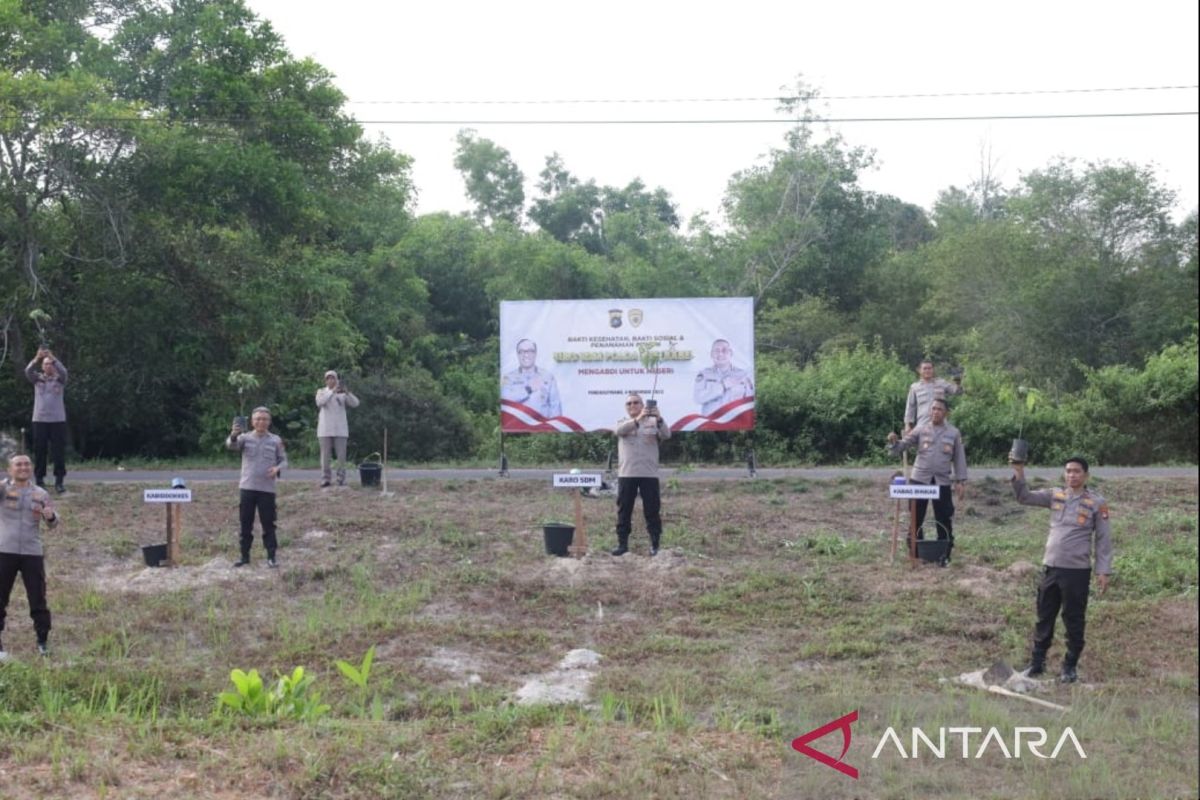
[0,553,51,642]
[238,490,278,559]
[1033,566,1091,660]
[616,477,662,547]
[911,481,955,559]
[31,421,67,484]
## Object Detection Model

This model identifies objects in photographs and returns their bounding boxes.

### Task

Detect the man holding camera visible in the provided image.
[612,394,671,556]
[24,347,69,493]
[315,370,360,487]
[904,360,963,434]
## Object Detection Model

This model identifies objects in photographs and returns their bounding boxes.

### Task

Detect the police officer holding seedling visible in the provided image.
[612,393,670,556]
[887,397,968,566]
[0,454,58,659]
[1011,457,1112,683]
[228,407,288,568]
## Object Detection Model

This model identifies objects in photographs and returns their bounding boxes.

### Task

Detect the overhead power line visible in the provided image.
[347,111,1199,125]
[3,111,1195,127]
[345,85,1199,106]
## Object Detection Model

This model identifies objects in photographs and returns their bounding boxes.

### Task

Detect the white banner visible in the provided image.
[552,473,604,487]
[888,484,942,499]
[500,298,754,433]
[144,489,193,503]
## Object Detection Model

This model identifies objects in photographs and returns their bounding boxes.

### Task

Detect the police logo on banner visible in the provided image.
[608,308,623,328]
[629,308,643,327]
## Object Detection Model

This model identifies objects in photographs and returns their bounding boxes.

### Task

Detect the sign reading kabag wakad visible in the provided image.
[500,298,754,433]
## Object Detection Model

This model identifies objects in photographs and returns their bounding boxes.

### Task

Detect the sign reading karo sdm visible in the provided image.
[500,298,755,434]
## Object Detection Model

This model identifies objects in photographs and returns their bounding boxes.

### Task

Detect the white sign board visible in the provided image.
[889,484,942,499]
[143,489,193,503]
[552,473,603,488]
[500,298,755,433]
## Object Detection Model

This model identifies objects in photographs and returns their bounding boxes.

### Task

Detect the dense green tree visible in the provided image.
[453,129,525,227]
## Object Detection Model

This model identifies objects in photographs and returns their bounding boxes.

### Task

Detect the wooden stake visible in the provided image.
[166,503,183,567]
[382,427,388,494]
[889,493,900,564]
[985,684,1070,712]
[571,490,588,557]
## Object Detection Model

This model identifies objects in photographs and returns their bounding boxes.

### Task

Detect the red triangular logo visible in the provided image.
[791,710,859,779]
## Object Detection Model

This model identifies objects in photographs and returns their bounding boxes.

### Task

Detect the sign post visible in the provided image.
[552,472,602,557]
[144,488,192,567]
[887,482,939,567]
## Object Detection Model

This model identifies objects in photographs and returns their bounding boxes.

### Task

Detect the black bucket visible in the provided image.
[542,523,574,557]
[916,539,949,564]
[359,462,382,488]
[1008,438,1030,464]
[142,543,168,567]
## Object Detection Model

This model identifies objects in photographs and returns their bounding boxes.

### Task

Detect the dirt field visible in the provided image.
[0,474,1195,799]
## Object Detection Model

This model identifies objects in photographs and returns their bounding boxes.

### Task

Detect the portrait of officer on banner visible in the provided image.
[500,338,562,419]
[693,339,754,415]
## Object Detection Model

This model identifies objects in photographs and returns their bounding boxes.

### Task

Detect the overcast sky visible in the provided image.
[245,0,1198,226]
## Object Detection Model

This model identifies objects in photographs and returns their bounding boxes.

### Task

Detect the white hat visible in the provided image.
[324,370,338,379]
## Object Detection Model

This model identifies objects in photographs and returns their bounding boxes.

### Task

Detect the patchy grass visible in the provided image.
[0,475,1194,798]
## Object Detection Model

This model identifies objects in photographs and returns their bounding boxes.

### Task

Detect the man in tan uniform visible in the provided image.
[887,397,968,566]
[612,394,671,556]
[904,360,962,434]
[1012,456,1112,683]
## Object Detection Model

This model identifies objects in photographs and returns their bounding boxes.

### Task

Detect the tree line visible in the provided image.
[2,0,1196,466]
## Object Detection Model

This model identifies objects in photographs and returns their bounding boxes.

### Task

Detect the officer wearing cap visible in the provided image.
[1011,456,1112,683]
[500,339,561,419]
[903,360,963,434]
[887,397,968,566]
[316,369,360,487]
[693,339,754,416]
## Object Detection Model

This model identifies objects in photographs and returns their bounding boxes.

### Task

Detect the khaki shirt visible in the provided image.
[615,416,671,478]
[227,432,288,493]
[1013,480,1113,573]
[889,422,968,485]
[316,387,360,438]
[500,367,561,418]
[0,480,58,556]
[693,365,754,415]
[904,378,962,428]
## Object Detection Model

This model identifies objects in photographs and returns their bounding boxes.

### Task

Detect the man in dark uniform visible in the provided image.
[1012,457,1112,683]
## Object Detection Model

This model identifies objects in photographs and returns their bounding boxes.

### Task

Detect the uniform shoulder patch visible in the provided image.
[1052,490,1067,501]
[1100,503,1109,519]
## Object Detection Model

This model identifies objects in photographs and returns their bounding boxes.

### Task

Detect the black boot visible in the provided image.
[1026,649,1047,677]
[649,534,661,556]
[1059,653,1080,684]
[610,537,629,556]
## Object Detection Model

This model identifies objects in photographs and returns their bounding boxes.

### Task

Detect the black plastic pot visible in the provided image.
[359,456,382,488]
[916,539,949,564]
[142,543,168,567]
[542,523,574,557]
[1009,438,1030,464]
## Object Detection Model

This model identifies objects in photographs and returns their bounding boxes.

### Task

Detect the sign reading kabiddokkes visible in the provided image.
[499,298,755,433]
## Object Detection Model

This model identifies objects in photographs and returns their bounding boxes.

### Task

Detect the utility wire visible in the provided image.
[345,85,1199,105]
[2,110,1196,126]
[349,111,1199,125]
